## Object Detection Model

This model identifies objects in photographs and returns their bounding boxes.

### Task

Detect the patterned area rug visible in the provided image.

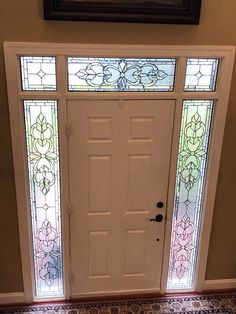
[0,294,236,314]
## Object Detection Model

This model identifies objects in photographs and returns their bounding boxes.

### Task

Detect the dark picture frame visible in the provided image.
[44,0,202,24]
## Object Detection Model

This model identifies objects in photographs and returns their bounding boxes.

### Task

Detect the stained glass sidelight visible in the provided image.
[20,57,56,91]
[68,57,176,91]
[184,59,219,91]
[167,100,214,289]
[24,100,63,297]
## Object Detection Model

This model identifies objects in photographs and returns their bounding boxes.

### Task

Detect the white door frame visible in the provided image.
[4,42,235,303]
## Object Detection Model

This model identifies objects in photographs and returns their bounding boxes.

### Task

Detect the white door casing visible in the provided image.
[68,99,175,297]
[3,43,235,302]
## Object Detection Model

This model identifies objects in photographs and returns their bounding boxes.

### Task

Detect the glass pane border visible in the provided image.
[184,58,220,92]
[23,100,64,298]
[20,56,57,91]
[18,56,221,94]
[67,57,177,92]
[5,43,234,302]
[167,99,215,290]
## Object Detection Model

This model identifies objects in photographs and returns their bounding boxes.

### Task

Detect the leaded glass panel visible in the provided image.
[68,57,176,91]
[24,100,63,297]
[20,57,56,91]
[167,100,214,289]
[184,59,219,91]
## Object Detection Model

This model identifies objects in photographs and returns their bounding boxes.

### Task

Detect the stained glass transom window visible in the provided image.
[167,100,214,289]
[24,100,63,297]
[184,59,219,91]
[20,57,56,91]
[68,57,176,91]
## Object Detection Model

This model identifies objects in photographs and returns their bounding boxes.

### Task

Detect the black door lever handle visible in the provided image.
[149,214,164,222]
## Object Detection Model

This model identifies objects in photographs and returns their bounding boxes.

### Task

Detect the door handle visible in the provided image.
[149,214,164,223]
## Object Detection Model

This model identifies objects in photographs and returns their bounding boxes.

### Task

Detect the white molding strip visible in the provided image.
[71,288,161,299]
[4,42,235,298]
[204,279,236,291]
[0,292,25,305]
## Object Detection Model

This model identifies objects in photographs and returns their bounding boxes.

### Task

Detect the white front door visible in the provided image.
[67,99,175,297]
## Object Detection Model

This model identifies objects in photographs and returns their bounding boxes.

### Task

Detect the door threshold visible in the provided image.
[70,292,162,303]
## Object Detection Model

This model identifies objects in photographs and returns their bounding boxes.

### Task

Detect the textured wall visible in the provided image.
[0,0,236,293]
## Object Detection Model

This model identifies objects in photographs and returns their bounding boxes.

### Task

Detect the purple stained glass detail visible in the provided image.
[24,100,63,297]
[167,100,214,289]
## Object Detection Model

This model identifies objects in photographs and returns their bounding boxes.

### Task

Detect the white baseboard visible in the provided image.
[204,279,236,291]
[0,292,25,305]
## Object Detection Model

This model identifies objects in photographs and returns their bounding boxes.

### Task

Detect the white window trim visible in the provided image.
[3,42,235,302]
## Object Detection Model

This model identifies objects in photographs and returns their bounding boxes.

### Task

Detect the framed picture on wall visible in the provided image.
[44,0,202,24]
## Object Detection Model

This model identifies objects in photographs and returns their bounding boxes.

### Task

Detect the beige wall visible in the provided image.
[0,0,236,293]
